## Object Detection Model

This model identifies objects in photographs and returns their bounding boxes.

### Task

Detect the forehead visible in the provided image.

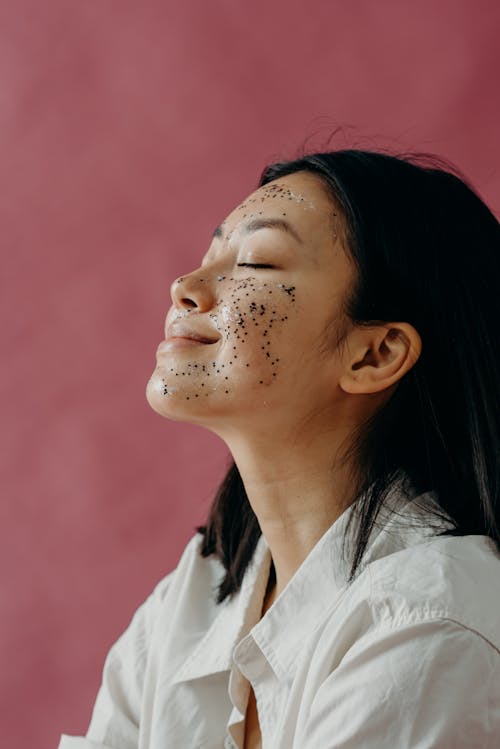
[221,171,339,242]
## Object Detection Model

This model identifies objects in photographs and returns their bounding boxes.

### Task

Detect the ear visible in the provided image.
[339,322,422,395]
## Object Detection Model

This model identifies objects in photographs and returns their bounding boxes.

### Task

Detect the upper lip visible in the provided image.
[165,321,220,344]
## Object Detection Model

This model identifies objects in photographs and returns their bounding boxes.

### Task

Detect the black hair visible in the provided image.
[196,148,500,604]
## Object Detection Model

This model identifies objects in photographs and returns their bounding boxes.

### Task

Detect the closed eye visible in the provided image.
[237,263,274,269]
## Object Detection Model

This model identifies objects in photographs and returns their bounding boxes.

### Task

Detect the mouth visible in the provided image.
[157,323,220,354]
[157,337,218,353]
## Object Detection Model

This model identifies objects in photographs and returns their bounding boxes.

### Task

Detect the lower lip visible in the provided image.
[156,338,215,353]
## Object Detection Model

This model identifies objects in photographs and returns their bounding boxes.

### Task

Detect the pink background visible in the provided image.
[1,1,499,746]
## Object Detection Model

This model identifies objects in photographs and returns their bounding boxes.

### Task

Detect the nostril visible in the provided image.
[181,298,197,308]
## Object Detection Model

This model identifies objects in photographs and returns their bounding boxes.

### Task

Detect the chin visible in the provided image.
[145,366,272,428]
[145,373,183,421]
[145,370,219,424]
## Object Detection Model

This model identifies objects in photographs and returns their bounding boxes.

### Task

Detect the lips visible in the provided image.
[165,321,220,344]
[156,321,220,355]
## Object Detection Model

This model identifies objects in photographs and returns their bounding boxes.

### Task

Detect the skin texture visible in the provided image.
[146,170,422,605]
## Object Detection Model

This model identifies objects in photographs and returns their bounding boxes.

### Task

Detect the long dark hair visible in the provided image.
[196,149,500,604]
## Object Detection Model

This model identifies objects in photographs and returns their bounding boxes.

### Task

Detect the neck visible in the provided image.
[222,425,360,600]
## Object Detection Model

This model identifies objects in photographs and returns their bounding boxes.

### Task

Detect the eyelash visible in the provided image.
[237,263,274,269]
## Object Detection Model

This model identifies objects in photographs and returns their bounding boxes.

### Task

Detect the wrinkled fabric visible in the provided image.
[59,489,500,748]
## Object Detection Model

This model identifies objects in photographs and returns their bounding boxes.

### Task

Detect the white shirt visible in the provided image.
[58,488,500,748]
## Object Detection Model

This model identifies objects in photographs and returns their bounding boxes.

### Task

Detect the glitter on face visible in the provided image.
[146,173,343,413]
[152,275,297,402]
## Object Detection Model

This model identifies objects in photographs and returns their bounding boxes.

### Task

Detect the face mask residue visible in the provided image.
[158,278,297,399]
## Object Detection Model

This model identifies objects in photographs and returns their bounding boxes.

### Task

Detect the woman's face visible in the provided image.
[146,171,356,435]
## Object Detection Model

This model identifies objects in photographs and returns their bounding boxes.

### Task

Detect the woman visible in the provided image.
[59,149,500,748]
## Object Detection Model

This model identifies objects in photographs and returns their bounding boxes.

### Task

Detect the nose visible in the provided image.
[170,271,215,313]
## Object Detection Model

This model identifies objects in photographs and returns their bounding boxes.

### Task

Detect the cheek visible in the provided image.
[214,279,297,386]
[149,278,298,405]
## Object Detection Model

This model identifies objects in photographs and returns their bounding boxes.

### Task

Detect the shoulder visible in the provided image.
[109,531,224,651]
[147,530,225,615]
[365,533,500,650]
[299,535,500,746]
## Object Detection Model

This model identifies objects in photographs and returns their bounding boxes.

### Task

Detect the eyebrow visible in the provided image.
[212,217,303,244]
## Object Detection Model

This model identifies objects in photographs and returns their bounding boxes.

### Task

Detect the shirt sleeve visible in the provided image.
[299,618,500,749]
[58,570,174,749]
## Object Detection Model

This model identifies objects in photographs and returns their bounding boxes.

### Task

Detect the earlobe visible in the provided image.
[339,323,422,395]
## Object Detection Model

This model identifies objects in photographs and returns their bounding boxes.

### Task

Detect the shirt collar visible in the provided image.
[171,482,455,685]
[248,485,455,681]
[170,528,272,685]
